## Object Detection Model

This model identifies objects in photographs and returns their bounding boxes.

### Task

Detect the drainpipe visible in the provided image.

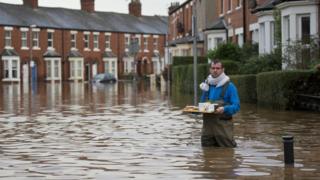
[243,0,247,44]
[61,29,65,81]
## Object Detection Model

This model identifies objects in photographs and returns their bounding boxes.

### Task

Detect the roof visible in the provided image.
[205,18,227,31]
[43,49,61,57]
[169,0,192,15]
[1,49,19,56]
[0,3,168,35]
[68,50,83,57]
[103,51,117,58]
[252,0,280,13]
[168,35,203,46]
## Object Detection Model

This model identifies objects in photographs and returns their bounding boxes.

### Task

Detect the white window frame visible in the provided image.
[4,27,13,49]
[93,32,99,51]
[143,35,150,52]
[153,35,159,52]
[235,27,244,47]
[20,28,29,50]
[71,31,77,50]
[236,0,242,10]
[69,58,84,80]
[2,56,20,82]
[45,58,61,80]
[125,34,130,52]
[47,29,55,50]
[227,0,232,14]
[105,32,112,51]
[220,0,224,16]
[84,31,90,51]
[297,14,311,42]
[103,58,118,78]
[123,57,134,74]
[134,34,141,51]
[32,28,40,50]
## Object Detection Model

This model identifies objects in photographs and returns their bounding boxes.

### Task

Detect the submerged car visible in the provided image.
[92,73,117,83]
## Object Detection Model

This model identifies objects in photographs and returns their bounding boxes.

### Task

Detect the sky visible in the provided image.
[0,0,185,16]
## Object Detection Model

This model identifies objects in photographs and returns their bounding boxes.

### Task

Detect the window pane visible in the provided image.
[301,16,310,44]
[71,61,75,77]
[111,61,115,75]
[4,61,9,78]
[54,61,59,78]
[5,31,11,47]
[105,61,109,73]
[12,60,18,78]
[47,61,51,78]
[77,61,82,77]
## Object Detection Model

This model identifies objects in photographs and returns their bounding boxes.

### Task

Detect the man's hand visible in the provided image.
[216,107,224,114]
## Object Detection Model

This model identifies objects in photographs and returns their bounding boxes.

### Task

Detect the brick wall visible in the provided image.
[0,26,165,82]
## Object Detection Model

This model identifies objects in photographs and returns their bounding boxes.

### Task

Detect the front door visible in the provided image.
[92,63,97,78]
[85,64,90,81]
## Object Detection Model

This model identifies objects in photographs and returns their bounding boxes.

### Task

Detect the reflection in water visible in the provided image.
[0,82,320,179]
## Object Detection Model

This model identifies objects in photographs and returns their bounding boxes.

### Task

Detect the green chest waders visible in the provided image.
[201,82,237,147]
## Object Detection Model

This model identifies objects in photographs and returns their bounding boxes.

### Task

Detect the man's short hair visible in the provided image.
[210,59,223,68]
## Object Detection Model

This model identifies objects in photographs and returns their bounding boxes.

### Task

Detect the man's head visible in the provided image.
[210,60,224,78]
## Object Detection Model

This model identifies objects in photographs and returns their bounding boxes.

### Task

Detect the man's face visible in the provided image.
[210,63,224,78]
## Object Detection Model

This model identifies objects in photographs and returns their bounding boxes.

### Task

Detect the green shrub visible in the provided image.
[239,52,282,74]
[207,43,242,62]
[172,56,208,66]
[231,74,257,103]
[221,60,240,75]
[256,70,313,110]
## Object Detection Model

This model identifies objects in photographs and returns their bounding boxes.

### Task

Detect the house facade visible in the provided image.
[0,0,167,83]
[167,0,217,57]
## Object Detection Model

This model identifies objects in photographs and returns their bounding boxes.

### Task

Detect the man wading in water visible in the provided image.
[199,60,240,147]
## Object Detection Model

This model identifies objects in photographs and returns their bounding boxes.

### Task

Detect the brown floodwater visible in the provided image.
[0,81,319,179]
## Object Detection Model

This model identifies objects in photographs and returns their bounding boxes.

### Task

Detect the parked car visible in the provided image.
[92,73,117,83]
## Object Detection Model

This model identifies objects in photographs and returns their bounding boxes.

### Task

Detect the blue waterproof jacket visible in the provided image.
[200,82,240,116]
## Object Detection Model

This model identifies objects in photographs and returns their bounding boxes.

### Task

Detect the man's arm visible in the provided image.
[223,84,240,116]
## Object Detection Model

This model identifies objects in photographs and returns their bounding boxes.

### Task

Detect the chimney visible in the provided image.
[129,0,142,17]
[23,0,38,9]
[81,0,95,13]
[168,2,180,14]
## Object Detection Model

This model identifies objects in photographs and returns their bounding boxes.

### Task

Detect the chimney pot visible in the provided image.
[23,0,38,9]
[81,0,95,13]
[129,0,142,17]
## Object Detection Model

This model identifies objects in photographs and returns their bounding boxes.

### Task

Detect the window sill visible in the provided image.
[93,48,100,52]
[4,46,14,50]
[227,10,232,14]
[144,50,149,53]
[235,6,241,10]
[69,77,83,80]
[2,78,20,82]
[21,47,29,50]
[33,47,41,50]
[105,48,112,52]
[219,14,224,17]
[84,48,91,51]
[47,47,55,51]
[46,78,61,81]
[71,48,78,51]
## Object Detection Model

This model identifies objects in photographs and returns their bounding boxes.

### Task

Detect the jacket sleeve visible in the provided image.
[223,84,240,116]
[200,90,209,103]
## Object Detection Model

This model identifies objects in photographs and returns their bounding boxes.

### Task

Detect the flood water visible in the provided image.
[0,81,319,179]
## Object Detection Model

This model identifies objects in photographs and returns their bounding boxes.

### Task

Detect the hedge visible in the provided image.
[172,64,209,94]
[172,56,208,66]
[230,74,257,103]
[256,70,314,110]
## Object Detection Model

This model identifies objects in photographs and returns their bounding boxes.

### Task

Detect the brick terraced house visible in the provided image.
[0,0,167,83]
